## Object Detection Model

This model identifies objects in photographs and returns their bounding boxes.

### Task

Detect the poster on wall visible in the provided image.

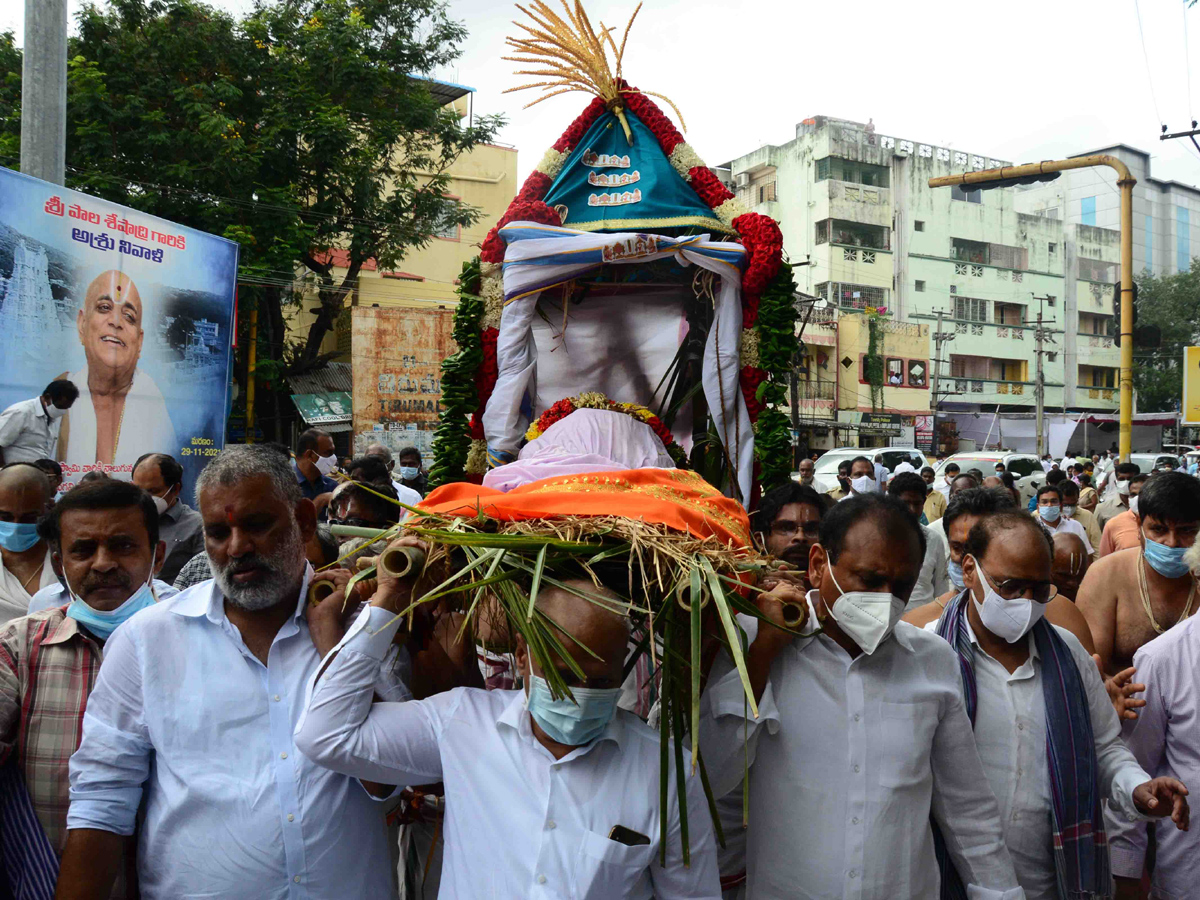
[351,306,455,460]
[1184,347,1200,426]
[0,167,238,491]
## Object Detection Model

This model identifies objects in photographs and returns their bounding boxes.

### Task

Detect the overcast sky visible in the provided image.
[4,0,1199,187]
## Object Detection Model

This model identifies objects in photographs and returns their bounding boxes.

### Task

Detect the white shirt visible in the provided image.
[908,523,950,609]
[1106,614,1200,898]
[296,605,720,900]
[1041,460,1054,473]
[0,397,60,463]
[955,620,1150,900]
[699,600,1024,900]
[873,462,890,485]
[67,571,402,900]
[0,546,57,625]
[390,480,423,512]
[893,461,916,476]
[1038,515,1093,555]
[60,366,176,479]
[937,479,953,500]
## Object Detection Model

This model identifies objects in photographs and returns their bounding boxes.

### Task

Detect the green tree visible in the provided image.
[0,0,500,436]
[1132,259,1200,412]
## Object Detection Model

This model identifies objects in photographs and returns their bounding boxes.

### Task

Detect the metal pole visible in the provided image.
[20,0,68,185]
[1118,177,1135,462]
[246,306,258,444]
[931,310,943,457]
[1035,301,1045,458]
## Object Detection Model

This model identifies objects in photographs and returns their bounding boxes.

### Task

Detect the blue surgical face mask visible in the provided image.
[1038,505,1061,524]
[0,521,41,553]
[948,557,965,590]
[525,673,620,746]
[65,566,158,641]
[399,466,420,481]
[1142,531,1192,579]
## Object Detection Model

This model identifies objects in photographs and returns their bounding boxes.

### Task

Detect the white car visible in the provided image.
[810,447,928,493]
[933,451,1043,481]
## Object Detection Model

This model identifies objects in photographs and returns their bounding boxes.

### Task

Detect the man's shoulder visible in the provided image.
[1087,546,1138,578]
[0,607,74,657]
[0,397,35,417]
[1135,614,1200,665]
[121,582,212,635]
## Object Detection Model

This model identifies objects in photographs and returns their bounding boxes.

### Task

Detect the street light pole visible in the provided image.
[20,0,68,185]
[929,155,1137,461]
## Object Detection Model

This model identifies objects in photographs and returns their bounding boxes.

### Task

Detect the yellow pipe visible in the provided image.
[246,305,257,445]
[929,155,1137,461]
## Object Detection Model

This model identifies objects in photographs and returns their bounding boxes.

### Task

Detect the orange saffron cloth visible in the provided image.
[415,468,752,549]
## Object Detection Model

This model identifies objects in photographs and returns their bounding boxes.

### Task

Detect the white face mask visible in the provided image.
[153,495,169,516]
[850,475,877,494]
[969,556,1045,643]
[45,402,69,419]
[1062,504,1077,518]
[1117,479,1131,496]
[1129,495,1139,516]
[824,565,905,654]
[314,452,338,477]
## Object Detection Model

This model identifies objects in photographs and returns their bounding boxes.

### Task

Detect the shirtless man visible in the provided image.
[1050,532,1090,602]
[1078,471,1200,676]
[905,486,1096,653]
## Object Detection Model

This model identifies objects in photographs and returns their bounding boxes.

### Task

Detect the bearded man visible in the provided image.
[56,445,405,899]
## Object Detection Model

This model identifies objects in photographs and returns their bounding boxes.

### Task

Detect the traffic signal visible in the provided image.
[957,171,1061,195]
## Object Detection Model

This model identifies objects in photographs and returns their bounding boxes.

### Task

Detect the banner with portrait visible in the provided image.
[0,166,238,491]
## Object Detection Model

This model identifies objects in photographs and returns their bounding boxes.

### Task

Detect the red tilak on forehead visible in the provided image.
[225,505,235,525]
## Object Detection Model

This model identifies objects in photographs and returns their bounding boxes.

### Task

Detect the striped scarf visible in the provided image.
[934,589,1111,900]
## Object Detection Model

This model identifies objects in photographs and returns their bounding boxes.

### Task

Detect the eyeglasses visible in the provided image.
[771,521,821,538]
[978,561,1058,603]
[328,516,378,529]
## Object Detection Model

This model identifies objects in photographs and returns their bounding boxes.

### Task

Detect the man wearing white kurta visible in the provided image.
[297,547,721,900]
[700,494,1025,899]
[927,511,1187,900]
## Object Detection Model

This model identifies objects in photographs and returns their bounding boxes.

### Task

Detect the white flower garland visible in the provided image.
[668,142,706,182]
[466,439,488,474]
[480,273,505,330]
[536,148,568,179]
[715,197,749,227]
[739,326,760,368]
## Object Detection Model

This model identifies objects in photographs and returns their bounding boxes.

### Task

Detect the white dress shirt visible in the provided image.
[0,397,60,463]
[953,620,1150,900]
[1038,515,1093,555]
[0,547,57,625]
[699,600,1024,900]
[67,571,402,900]
[892,461,916,476]
[908,523,950,609]
[60,366,175,477]
[1107,614,1200,898]
[295,605,721,900]
[390,480,423,512]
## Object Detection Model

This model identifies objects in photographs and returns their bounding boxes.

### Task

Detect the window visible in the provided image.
[907,359,927,387]
[1007,457,1038,477]
[815,156,890,188]
[816,219,890,250]
[815,220,829,244]
[1178,206,1190,273]
[434,199,461,240]
[915,220,925,232]
[951,238,990,264]
[758,182,776,203]
[915,280,926,292]
[1043,207,1060,220]
[1048,242,1057,254]
[954,296,988,322]
[951,184,982,204]
[886,358,904,386]
[994,302,1024,325]
[1081,196,1096,227]
[816,281,889,309]
[1078,257,1117,282]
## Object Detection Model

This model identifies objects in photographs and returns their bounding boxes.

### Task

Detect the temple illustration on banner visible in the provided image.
[0,240,72,374]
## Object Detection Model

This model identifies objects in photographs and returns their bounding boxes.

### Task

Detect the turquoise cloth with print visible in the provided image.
[542,109,731,235]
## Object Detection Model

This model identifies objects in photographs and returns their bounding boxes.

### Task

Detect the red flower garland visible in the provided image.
[516,170,553,204]
[621,86,683,153]
[480,200,562,263]
[740,365,768,423]
[552,96,608,152]
[528,395,688,466]
[470,327,500,435]
[687,166,734,208]
[733,213,784,300]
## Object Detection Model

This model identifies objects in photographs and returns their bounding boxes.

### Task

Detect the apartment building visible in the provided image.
[726,116,1125,451]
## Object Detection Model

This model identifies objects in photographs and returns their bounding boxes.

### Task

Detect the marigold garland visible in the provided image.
[525,393,689,467]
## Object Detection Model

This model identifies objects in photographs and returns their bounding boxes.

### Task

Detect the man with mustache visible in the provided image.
[1,479,164,891]
[56,270,175,475]
[56,445,405,899]
[754,482,824,579]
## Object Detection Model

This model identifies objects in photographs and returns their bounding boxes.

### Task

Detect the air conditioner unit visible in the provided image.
[735,172,750,188]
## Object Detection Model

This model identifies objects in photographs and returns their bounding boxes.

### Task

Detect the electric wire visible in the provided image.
[1134,0,1166,128]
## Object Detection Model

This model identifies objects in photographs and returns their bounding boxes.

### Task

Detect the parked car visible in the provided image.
[809,446,928,493]
[1162,444,1197,458]
[932,451,1043,481]
[1129,452,1185,473]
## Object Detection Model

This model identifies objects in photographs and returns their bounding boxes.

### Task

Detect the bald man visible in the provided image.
[1051,532,1091,602]
[297,541,721,898]
[0,463,57,623]
[57,270,175,475]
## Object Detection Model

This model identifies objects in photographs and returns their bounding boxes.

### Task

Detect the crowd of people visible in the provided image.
[1,405,1198,899]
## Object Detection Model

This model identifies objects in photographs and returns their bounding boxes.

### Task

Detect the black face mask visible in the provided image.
[837,475,851,490]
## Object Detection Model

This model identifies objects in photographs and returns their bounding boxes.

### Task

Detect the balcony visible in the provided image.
[796,380,836,401]
[942,377,1063,408]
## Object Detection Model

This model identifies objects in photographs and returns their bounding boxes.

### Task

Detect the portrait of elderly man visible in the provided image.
[56,270,175,473]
